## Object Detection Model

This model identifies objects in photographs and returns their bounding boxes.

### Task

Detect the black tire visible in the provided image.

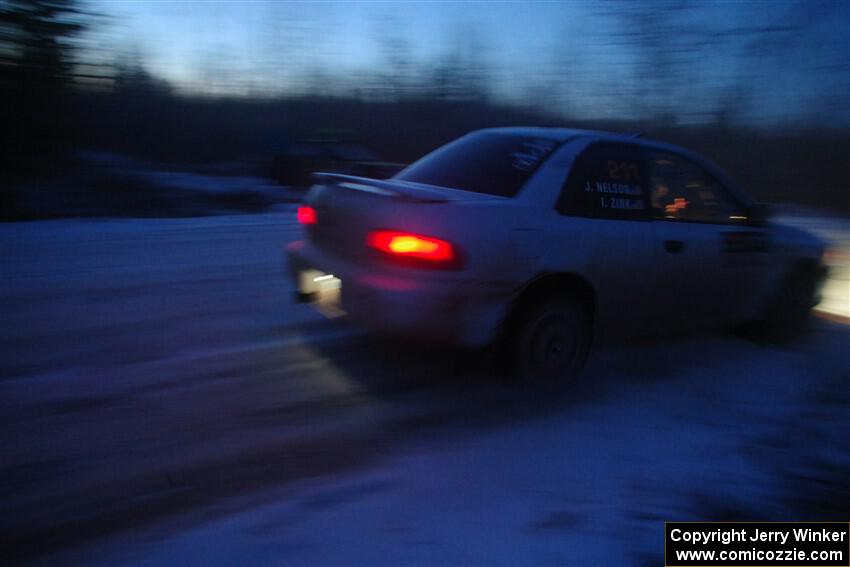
[750,266,818,342]
[509,298,591,386]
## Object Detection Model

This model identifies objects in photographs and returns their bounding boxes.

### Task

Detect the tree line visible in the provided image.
[1,0,847,214]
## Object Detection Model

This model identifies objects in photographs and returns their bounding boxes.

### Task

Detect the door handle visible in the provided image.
[664,240,685,254]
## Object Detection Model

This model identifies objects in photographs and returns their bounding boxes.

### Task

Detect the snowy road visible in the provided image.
[1,208,848,566]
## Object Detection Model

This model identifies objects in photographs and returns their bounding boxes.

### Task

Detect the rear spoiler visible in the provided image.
[311,172,449,203]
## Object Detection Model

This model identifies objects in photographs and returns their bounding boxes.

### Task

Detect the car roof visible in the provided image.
[474,126,645,143]
[475,126,705,153]
[474,126,717,174]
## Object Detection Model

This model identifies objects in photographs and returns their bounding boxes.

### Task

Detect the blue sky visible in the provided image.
[88,1,849,125]
[95,1,597,85]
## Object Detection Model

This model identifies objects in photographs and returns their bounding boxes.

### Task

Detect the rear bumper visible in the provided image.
[286,240,508,347]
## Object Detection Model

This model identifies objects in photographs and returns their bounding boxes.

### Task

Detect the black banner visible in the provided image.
[666,522,849,566]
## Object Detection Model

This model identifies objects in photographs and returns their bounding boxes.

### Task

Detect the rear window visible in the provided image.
[395,133,559,197]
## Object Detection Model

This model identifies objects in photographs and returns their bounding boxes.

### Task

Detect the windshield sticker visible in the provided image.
[584,180,642,196]
[583,157,645,210]
[599,196,646,210]
[510,139,557,171]
[607,160,641,182]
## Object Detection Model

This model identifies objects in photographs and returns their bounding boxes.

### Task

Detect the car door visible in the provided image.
[553,141,659,339]
[643,149,768,331]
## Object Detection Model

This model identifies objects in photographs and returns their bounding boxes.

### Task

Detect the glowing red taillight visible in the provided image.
[297,206,317,225]
[367,230,457,264]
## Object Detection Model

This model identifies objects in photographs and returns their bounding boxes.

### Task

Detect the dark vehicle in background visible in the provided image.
[269,141,405,188]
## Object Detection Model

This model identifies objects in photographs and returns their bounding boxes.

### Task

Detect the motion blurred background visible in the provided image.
[2,3,850,565]
[1,0,848,219]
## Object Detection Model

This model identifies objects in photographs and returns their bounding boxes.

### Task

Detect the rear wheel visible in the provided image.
[509,298,591,386]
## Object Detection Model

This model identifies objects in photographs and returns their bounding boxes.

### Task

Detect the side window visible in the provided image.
[645,152,747,224]
[558,143,649,220]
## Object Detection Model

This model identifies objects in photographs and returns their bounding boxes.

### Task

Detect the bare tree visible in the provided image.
[1,0,90,181]
[426,22,492,102]
[371,15,417,101]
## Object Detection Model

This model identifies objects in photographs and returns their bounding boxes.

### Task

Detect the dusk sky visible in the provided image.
[88,0,849,125]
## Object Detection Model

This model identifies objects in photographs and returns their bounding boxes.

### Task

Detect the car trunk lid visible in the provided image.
[302,174,503,260]
[311,173,502,203]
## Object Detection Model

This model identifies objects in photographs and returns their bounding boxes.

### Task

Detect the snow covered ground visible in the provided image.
[1,206,848,566]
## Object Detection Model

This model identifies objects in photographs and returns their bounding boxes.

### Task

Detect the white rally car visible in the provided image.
[286,128,827,381]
